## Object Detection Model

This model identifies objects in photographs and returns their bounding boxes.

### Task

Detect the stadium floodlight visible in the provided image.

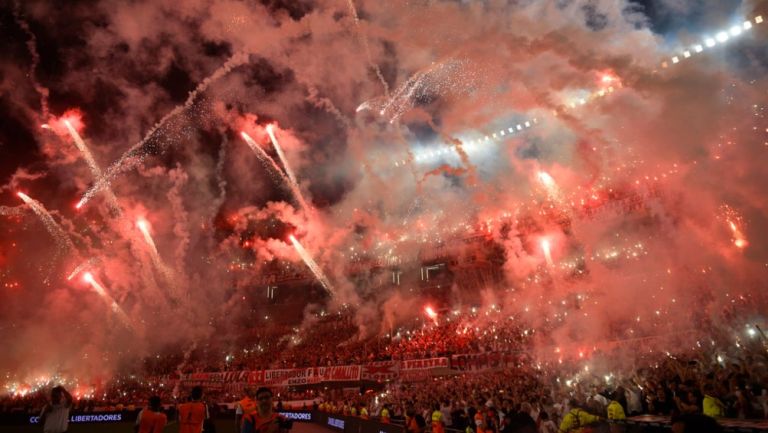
[743,20,752,30]
[508,127,514,133]
[704,38,716,47]
[499,130,505,136]
[693,45,703,53]
[683,50,691,58]
[755,15,763,24]
[716,31,729,42]
[671,56,680,64]
[525,121,531,128]
[729,25,742,36]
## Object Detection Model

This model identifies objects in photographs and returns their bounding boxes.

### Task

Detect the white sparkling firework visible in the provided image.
[265,125,310,212]
[289,234,335,296]
[77,52,249,209]
[241,131,308,212]
[66,257,100,281]
[541,238,554,267]
[537,171,560,200]
[136,218,179,296]
[137,219,158,256]
[17,192,75,252]
[64,121,121,213]
[359,58,475,123]
[82,272,132,327]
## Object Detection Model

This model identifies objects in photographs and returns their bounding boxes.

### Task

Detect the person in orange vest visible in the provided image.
[406,407,426,433]
[432,403,446,433]
[474,410,486,433]
[241,387,289,433]
[380,403,391,424]
[178,386,208,433]
[134,396,167,433]
[236,387,258,431]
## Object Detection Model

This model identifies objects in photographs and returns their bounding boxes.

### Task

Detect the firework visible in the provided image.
[17,192,75,251]
[66,257,99,281]
[289,234,335,296]
[64,120,101,177]
[729,221,749,249]
[136,218,179,297]
[76,52,250,209]
[424,305,438,325]
[721,205,749,249]
[241,131,309,212]
[82,272,132,327]
[537,171,560,200]
[265,125,310,212]
[63,120,122,214]
[137,219,158,256]
[541,238,554,266]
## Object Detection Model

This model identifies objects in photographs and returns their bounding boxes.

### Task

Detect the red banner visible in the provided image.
[177,356,483,387]
[400,357,449,370]
[256,365,362,387]
[361,361,400,381]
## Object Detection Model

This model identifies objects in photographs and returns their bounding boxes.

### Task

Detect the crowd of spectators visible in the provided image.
[318,347,768,432]
[1,310,766,433]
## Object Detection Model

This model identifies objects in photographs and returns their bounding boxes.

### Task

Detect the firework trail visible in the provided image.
[16,192,75,252]
[63,121,122,214]
[358,58,472,123]
[537,171,560,200]
[13,2,49,119]
[721,204,749,249]
[265,125,311,212]
[541,238,554,267]
[345,0,390,98]
[66,257,100,281]
[241,131,308,212]
[728,220,748,249]
[136,219,179,298]
[0,205,27,217]
[137,219,158,256]
[77,52,250,209]
[82,272,132,328]
[289,234,335,296]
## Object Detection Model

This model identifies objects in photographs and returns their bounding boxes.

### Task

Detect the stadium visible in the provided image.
[1,1,767,432]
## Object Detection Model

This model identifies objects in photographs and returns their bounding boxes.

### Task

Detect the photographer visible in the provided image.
[241,387,291,433]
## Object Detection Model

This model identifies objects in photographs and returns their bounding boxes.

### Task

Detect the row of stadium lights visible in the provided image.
[662,15,764,68]
[394,15,764,168]
[393,118,539,167]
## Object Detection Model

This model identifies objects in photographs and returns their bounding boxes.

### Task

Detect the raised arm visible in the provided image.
[61,387,74,407]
